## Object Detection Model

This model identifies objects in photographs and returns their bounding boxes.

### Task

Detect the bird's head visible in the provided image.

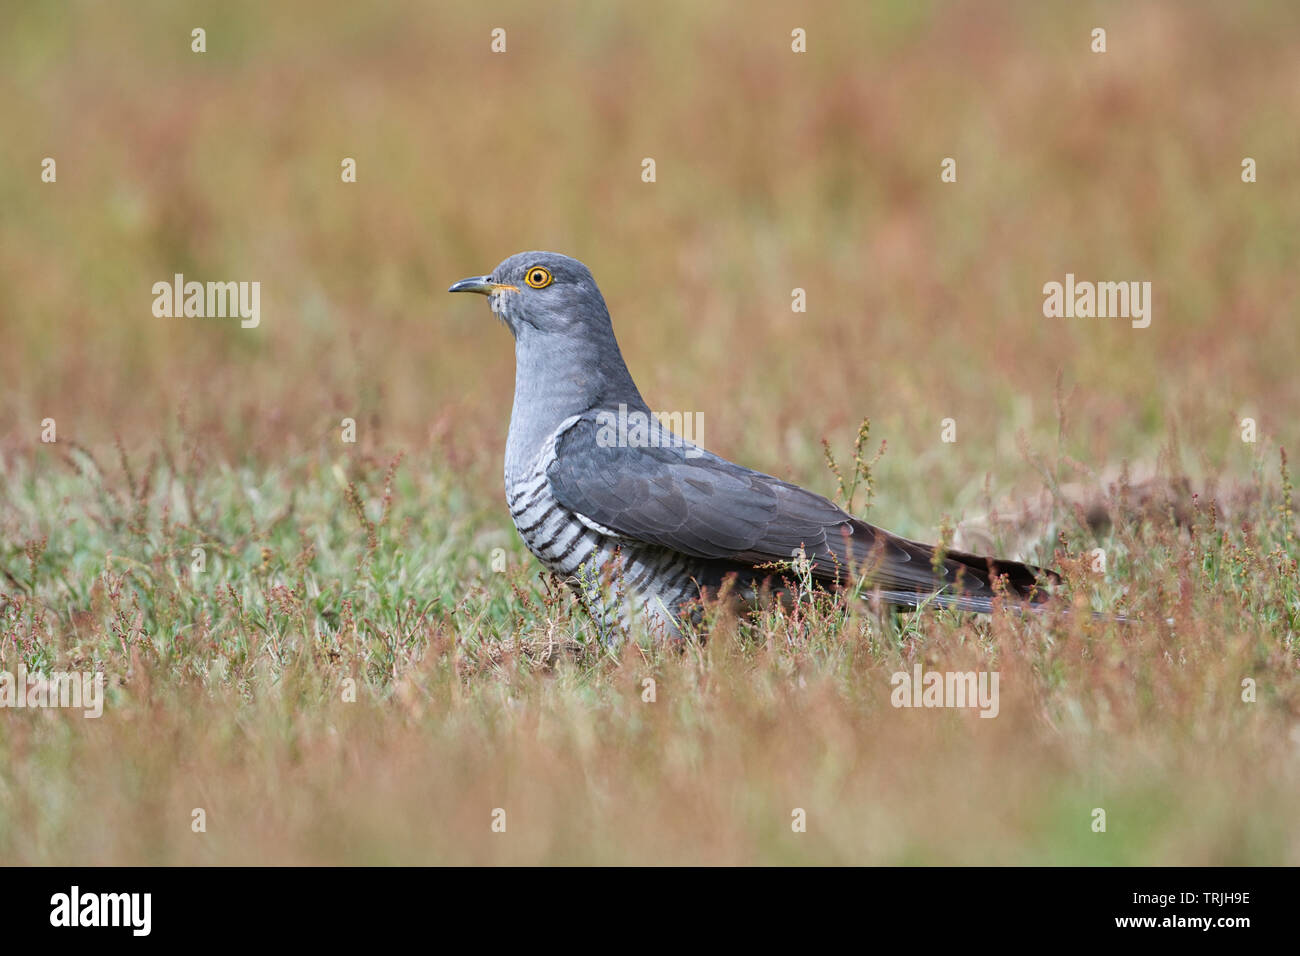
[448,251,610,340]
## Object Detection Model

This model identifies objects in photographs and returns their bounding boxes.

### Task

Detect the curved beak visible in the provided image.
[448,275,518,295]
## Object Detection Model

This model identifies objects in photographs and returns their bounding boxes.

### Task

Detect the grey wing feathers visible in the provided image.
[545,414,1053,604]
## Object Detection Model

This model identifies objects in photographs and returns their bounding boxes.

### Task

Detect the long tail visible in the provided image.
[942,543,1059,604]
[863,548,1140,622]
[870,536,1059,614]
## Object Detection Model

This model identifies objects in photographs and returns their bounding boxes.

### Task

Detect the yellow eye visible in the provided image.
[525,266,553,289]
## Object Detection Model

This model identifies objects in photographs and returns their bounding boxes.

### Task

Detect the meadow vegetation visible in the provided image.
[1,0,1297,863]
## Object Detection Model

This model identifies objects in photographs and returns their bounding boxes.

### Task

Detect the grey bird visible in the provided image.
[450,251,1057,639]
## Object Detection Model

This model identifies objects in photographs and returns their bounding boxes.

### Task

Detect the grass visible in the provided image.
[2,0,1299,864]
[1,430,1297,864]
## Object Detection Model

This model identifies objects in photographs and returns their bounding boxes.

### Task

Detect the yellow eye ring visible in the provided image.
[525,266,553,289]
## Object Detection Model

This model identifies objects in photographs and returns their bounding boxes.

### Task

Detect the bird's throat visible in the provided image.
[504,328,646,484]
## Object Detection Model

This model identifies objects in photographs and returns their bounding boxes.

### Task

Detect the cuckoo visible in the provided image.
[450,252,1057,639]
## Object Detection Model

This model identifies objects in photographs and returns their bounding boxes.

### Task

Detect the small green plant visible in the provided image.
[822,418,887,516]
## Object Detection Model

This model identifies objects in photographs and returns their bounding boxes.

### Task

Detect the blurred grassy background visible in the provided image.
[2,0,1300,865]
[3,0,1298,530]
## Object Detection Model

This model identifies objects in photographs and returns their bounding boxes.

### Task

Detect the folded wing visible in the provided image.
[546,414,1053,605]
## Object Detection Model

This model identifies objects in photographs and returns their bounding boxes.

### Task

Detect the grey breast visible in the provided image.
[504,419,700,637]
